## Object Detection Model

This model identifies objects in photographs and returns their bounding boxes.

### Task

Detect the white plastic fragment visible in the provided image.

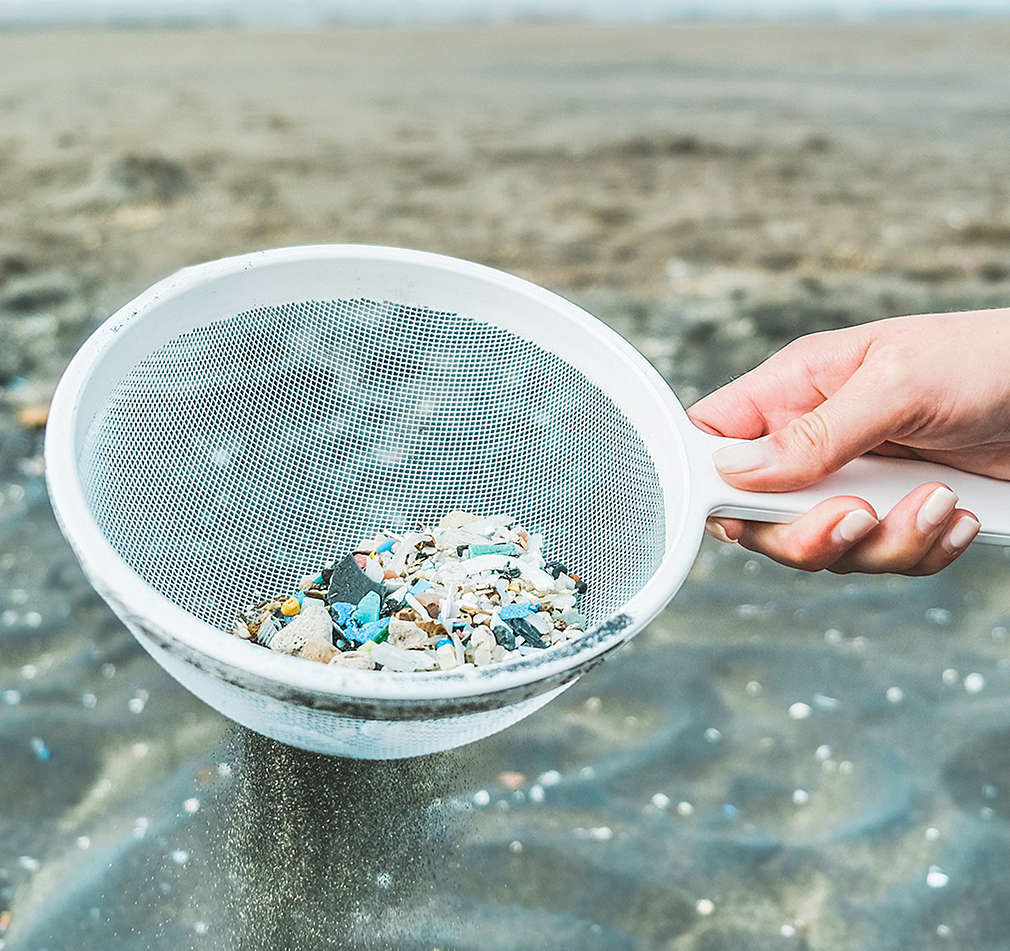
[366,641,436,671]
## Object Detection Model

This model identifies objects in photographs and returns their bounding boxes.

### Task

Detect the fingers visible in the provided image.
[709,497,879,572]
[829,482,954,573]
[705,482,981,576]
[904,510,981,575]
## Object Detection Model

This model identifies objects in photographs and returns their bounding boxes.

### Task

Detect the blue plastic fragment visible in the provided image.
[353,591,381,626]
[359,617,390,643]
[376,538,395,554]
[498,603,534,620]
[411,579,433,594]
[294,590,306,605]
[452,619,466,629]
[344,625,368,645]
[329,601,356,627]
[435,637,451,648]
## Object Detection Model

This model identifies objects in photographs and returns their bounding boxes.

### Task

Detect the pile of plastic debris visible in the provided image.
[230,511,588,672]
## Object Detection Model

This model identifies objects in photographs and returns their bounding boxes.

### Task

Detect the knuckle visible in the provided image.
[780,413,834,479]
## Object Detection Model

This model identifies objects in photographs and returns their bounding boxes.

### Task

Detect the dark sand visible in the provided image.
[1,21,1010,950]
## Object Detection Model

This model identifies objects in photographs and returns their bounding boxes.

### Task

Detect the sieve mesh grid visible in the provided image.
[79,298,666,635]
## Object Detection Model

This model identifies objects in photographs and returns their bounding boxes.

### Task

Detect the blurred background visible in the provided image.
[2,2,1010,949]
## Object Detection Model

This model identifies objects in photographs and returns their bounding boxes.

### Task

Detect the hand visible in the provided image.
[687,309,1010,575]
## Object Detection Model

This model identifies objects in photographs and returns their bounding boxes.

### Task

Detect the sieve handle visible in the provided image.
[690,431,1010,546]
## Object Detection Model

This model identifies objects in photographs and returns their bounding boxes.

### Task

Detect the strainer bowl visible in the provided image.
[45,245,698,758]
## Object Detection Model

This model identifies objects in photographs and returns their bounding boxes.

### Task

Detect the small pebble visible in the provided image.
[529,784,545,803]
[676,801,694,816]
[171,849,190,865]
[788,702,812,720]
[695,898,715,916]
[925,827,940,841]
[508,840,523,854]
[941,668,959,685]
[704,727,722,743]
[926,866,949,888]
[964,672,985,694]
[745,680,762,696]
[886,686,904,704]
[651,793,670,809]
[183,798,200,814]
[76,836,90,850]
[780,923,797,937]
[472,790,490,807]
[3,690,21,706]
[81,693,97,709]
[792,789,809,806]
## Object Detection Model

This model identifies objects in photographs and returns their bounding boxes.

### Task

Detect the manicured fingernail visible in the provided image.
[713,438,776,475]
[832,509,878,544]
[916,486,958,533]
[941,515,980,553]
[705,518,737,544]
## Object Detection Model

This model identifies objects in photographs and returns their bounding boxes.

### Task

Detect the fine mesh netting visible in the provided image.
[79,299,666,634]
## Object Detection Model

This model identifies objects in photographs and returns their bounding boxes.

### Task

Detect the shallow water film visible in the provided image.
[2,20,1010,950]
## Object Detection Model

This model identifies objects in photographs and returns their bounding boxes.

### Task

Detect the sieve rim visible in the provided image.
[46,245,702,704]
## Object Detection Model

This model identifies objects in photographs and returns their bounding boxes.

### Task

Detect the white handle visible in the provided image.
[689,430,1010,546]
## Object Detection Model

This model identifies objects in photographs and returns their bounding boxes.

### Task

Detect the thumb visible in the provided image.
[710,359,908,491]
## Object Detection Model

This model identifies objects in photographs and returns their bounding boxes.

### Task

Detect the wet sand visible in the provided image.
[1,20,1010,950]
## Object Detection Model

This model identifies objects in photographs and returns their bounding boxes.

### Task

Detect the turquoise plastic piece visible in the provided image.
[376,538,395,554]
[352,591,380,626]
[466,543,517,557]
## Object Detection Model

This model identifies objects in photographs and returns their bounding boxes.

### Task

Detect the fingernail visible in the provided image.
[916,486,958,533]
[713,438,776,475]
[705,519,737,544]
[941,515,980,553]
[832,509,878,544]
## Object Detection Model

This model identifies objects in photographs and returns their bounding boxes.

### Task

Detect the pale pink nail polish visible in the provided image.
[713,438,776,475]
[941,515,980,553]
[832,509,877,544]
[916,486,958,534]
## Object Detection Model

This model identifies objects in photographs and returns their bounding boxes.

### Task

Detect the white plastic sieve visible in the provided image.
[45,246,1010,759]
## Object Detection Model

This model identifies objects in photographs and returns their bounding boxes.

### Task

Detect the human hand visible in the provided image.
[687,309,1010,574]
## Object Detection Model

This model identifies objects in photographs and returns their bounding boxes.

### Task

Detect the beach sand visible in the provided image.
[1,20,1010,950]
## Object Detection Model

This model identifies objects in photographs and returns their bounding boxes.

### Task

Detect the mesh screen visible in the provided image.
[79,299,666,634]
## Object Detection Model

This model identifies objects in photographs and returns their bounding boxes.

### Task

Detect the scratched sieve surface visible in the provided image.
[78,299,666,633]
